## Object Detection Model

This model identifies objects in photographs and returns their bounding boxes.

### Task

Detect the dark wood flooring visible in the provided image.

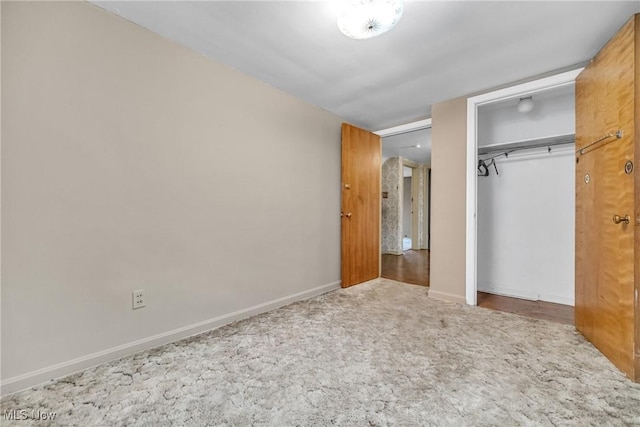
[381,250,572,325]
[477,292,574,325]
[381,250,430,287]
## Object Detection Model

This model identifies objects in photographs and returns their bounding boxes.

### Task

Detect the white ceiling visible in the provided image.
[382,128,432,165]
[91,1,639,131]
[90,1,639,168]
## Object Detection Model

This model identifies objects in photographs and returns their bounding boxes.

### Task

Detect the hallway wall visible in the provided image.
[403,176,412,238]
[382,158,402,255]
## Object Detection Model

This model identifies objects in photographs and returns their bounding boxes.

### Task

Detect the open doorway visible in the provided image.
[378,126,431,287]
[402,166,413,251]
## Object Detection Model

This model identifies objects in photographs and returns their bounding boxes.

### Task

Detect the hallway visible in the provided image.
[381,250,430,287]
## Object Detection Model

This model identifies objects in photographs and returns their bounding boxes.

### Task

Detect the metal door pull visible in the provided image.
[613,215,630,225]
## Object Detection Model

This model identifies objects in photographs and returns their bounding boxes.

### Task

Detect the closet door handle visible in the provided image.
[613,214,630,225]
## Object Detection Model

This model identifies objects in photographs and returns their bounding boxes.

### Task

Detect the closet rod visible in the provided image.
[478,135,575,156]
[479,141,574,162]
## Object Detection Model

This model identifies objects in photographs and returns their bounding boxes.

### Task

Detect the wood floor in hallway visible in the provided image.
[381,250,430,287]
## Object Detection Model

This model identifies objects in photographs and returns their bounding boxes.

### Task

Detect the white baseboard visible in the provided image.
[478,284,574,306]
[1,280,341,397]
[428,289,466,305]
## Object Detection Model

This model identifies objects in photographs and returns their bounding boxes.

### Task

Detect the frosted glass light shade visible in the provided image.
[337,0,404,40]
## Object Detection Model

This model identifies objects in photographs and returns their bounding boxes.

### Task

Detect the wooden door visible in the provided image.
[341,123,381,287]
[575,15,638,381]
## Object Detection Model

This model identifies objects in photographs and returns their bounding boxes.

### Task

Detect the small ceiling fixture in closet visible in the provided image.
[517,96,534,113]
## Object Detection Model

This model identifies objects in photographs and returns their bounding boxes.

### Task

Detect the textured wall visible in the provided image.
[1,1,342,384]
[381,158,402,254]
[414,165,429,250]
[384,161,429,253]
[430,97,467,303]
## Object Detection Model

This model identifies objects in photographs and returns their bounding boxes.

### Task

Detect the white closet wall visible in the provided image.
[478,87,575,145]
[477,86,575,306]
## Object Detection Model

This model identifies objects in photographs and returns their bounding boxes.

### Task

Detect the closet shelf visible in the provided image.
[478,133,575,155]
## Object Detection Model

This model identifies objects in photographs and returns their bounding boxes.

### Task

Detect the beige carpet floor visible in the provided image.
[2,278,640,426]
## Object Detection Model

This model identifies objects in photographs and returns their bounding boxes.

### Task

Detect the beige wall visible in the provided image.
[429,97,467,303]
[1,1,342,390]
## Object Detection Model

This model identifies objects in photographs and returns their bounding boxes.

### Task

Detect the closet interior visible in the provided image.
[476,84,576,307]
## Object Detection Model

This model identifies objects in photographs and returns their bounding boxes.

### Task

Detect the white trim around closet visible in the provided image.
[464,68,583,306]
[374,118,432,137]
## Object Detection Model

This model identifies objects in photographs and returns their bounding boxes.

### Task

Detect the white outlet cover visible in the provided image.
[132,289,146,309]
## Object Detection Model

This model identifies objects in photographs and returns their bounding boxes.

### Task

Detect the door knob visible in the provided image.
[345,212,352,218]
[613,214,630,225]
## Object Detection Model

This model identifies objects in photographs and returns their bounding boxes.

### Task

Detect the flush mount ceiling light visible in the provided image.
[336,0,404,40]
[517,96,534,113]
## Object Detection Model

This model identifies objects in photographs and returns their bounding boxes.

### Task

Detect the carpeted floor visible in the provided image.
[2,278,640,426]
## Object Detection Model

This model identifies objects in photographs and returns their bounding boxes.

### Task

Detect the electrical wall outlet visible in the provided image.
[132,289,146,310]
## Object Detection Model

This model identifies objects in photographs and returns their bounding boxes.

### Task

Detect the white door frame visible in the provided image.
[375,119,432,255]
[465,68,583,306]
[375,119,432,138]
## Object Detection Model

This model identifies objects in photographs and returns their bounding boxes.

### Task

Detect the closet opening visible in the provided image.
[473,81,577,324]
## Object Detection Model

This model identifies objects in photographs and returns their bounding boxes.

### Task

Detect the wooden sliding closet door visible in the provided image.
[575,14,639,381]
